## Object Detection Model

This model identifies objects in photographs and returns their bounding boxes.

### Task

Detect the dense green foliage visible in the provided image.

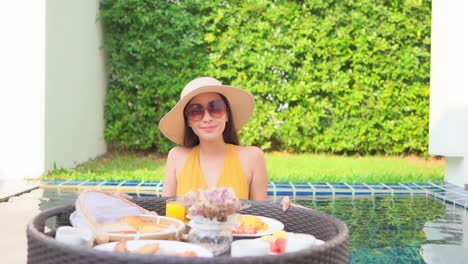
[100,0,431,155]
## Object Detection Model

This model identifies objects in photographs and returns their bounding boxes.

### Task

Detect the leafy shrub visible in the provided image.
[100,0,209,152]
[100,0,431,155]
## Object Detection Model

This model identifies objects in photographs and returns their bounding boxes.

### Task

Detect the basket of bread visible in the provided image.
[69,190,185,242]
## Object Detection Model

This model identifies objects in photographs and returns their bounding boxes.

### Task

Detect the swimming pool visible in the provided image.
[33,188,467,264]
[296,196,468,264]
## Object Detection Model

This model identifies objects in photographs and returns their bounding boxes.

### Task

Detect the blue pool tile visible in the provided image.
[408,186,425,190]
[275,185,293,189]
[349,183,368,186]
[296,191,314,196]
[291,182,312,186]
[331,185,351,190]
[139,183,160,187]
[388,186,409,190]
[62,181,85,186]
[121,182,141,186]
[368,186,391,190]
[415,183,436,187]
[394,192,411,195]
[336,191,353,195]
[355,191,373,195]
[316,192,334,195]
[137,193,162,197]
[80,181,104,186]
[312,185,332,189]
[43,179,70,185]
[442,199,456,205]
[293,185,314,189]
[124,180,141,184]
[292,182,312,185]
[142,181,162,184]
[424,185,444,189]
[101,181,121,186]
[351,186,371,190]
[38,180,468,210]
[385,183,403,186]
[428,190,447,195]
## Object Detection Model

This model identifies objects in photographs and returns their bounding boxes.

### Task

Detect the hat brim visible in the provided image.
[159,85,255,145]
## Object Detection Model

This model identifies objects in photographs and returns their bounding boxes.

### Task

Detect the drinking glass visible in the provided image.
[165,198,187,222]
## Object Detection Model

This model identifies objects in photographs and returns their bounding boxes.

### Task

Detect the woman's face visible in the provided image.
[186,92,228,143]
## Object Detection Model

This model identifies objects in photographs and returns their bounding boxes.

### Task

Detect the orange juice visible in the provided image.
[165,200,187,222]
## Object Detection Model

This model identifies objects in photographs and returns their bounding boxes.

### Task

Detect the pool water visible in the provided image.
[296,196,468,264]
[36,189,468,264]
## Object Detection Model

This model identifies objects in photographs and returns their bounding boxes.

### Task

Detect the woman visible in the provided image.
[159,77,268,201]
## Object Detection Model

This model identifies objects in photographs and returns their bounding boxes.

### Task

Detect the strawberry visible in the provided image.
[270,242,280,253]
[275,238,287,253]
[264,237,288,253]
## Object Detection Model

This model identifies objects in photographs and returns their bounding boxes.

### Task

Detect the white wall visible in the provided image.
[45,0,107,171]
[0,0,107,180]
[0,1,46,179]
[429,0,468,187]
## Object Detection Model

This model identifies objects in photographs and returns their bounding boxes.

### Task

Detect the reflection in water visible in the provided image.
[296,195,467,264]
[421,205,468,264]
[39,188,79,211]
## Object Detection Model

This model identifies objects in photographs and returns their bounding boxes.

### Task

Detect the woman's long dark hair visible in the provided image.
[183,94,239,147]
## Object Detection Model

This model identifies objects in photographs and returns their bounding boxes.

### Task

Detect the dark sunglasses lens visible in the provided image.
[208,100,226,117]
[186,104,204,120]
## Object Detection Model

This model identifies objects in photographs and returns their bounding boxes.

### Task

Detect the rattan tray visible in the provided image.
[27,197,349,264]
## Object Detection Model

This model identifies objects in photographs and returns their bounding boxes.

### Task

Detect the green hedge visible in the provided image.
[100,0,431,155]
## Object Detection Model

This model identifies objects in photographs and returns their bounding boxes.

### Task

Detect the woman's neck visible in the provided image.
[198,139,226,156]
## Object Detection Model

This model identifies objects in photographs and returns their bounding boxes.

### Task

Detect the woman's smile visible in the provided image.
[200,125,217,132]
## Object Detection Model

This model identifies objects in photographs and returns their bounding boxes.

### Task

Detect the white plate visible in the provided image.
[233,215,284,237]
[70,212,185,239]
[94,240,213,257]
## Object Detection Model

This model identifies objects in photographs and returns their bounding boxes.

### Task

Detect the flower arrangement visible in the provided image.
[183,187,241,222]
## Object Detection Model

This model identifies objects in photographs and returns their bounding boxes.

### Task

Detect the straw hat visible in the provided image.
[159,77,255,145]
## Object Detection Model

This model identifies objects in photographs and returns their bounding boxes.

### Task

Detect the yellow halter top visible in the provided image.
[176,144,249,199]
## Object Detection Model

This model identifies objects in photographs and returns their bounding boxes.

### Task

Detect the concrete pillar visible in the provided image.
[429,0,468,188]
[45,0,107,171]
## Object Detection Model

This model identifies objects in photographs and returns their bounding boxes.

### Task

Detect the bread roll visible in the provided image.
[118,216,143,229]
[139,223,164,234]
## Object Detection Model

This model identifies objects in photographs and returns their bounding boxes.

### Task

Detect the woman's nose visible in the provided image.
[201,109,213,122]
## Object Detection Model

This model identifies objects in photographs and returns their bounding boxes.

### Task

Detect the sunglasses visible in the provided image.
[185,100,227,121]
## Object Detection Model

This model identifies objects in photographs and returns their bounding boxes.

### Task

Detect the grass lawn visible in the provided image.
[45,151,444,183]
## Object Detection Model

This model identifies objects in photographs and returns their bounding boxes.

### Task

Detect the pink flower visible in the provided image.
[184,187,241,221]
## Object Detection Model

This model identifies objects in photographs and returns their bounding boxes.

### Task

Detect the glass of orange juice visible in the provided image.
[165,198,187,223]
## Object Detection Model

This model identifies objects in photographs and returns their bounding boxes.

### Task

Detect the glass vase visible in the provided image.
[187,215,235,255]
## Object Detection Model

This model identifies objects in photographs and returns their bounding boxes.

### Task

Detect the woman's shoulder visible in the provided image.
[233,145,264,159]
[167,146,194,160]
